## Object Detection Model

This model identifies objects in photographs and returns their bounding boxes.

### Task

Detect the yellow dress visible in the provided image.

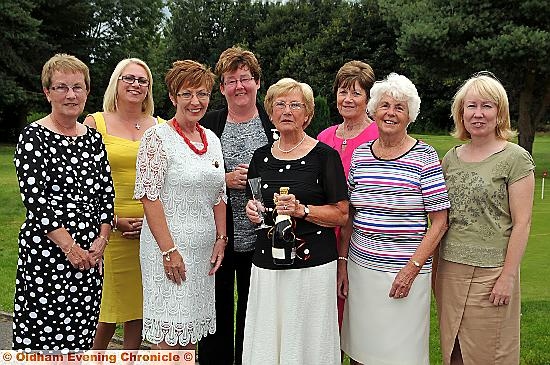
[92,112,162,323]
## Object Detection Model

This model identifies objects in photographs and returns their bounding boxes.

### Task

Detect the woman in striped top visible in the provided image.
[338,73,450,365]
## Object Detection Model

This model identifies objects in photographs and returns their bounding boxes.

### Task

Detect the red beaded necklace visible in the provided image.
[171,118,208,155]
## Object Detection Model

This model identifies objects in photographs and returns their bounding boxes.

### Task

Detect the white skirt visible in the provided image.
[341,260,431,365]
[242,261,340,365]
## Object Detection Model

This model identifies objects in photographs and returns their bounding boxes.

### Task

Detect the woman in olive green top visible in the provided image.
[435,72,535,365]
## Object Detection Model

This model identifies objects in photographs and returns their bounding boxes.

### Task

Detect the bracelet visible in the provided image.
[161,246,177,262]
[98,235,109,245]
[64,241,76,255]
[337,256,348,261]
[111,215,118,232]
[216,234,229,243]
[410,259,422,268]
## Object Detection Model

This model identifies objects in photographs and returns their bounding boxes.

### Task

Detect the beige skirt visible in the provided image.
[435,259,520,365]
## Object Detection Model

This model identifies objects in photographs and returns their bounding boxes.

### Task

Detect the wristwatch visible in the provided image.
[302,204,310,219]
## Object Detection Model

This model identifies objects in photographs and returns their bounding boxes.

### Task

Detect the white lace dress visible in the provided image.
[134,123,226,346]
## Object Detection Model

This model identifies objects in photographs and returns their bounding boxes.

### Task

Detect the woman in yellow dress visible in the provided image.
[84,58,163,349]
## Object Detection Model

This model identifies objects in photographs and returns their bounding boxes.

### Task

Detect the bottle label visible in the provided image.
[272,247,286,260]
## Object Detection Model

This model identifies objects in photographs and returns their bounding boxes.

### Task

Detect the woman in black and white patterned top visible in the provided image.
[12,54,114,351]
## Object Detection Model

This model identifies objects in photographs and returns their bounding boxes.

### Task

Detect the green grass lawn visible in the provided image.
[0,145,24,311]
[2,134,550,363]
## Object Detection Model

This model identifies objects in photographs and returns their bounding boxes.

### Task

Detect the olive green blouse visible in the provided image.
[440,142,535,267]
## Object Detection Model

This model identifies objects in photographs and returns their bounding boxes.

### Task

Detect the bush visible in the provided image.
[27,111,48,124]
[308,95,332,137]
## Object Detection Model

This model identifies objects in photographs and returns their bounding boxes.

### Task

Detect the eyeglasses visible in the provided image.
[118,74,150,87]
[176,91,211,100]
[273,101,305,111]
[49,84,86,94]
[224,77,255,87]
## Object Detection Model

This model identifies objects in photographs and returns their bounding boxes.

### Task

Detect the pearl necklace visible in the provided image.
[276,133,306,153]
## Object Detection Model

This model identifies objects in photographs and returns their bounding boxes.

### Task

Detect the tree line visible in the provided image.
[1,0,548,153]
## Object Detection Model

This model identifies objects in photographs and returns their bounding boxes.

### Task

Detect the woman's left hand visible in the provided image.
[89,235,109,264]
[208,239,226,276]
[274,193,301,217]
[118,217,143,239]
[389,261,420,299]
[489,273,514,306]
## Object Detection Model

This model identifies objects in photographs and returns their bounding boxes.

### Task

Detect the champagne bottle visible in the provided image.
[272,187,296,266]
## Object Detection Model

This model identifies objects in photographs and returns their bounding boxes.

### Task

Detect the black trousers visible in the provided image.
[198,249,254,365]
[233,251,254,365]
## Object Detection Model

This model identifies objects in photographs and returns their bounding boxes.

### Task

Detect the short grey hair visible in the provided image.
[367,73,421,123]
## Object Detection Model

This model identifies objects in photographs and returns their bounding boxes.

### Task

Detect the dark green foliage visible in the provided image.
[379,0,550,153]
[84,0,165,114]
[309,95,331,137]
[0,0,165,141]
[3,0,548,147]
[0,0,47,140]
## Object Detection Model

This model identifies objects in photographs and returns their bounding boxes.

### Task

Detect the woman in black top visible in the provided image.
[199,46,275,365]
[243,78,348,365]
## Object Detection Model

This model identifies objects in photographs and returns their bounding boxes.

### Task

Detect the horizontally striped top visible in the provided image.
[348,140,450,274]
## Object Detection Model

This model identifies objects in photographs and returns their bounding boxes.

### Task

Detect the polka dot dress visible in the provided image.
[12,123,114,351]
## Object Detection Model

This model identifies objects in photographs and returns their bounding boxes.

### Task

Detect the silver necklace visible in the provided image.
[276,133,306,153]
[51,115,78,145]
[340,120,366,148]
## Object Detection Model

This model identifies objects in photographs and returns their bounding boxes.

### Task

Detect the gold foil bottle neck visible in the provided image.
[279,186,289,195]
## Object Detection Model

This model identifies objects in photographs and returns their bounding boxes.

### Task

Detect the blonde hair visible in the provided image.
[451,73,515,140]
[103,58,154,115]
[165,60,215,97]
[215,46,261,82]
[264,78,315,128]
[41,53,90,91]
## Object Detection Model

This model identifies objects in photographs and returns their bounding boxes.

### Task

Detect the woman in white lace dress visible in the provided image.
[134,60,227,350]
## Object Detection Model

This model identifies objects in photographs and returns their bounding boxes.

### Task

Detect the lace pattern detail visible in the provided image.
[134,127,169,201]
[136,123,226,345]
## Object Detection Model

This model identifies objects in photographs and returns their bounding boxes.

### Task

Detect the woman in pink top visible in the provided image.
[317,61,378,334]
[318,61,379,177]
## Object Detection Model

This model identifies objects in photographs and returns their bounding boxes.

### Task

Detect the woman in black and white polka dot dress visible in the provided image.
[12,54,114,352]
